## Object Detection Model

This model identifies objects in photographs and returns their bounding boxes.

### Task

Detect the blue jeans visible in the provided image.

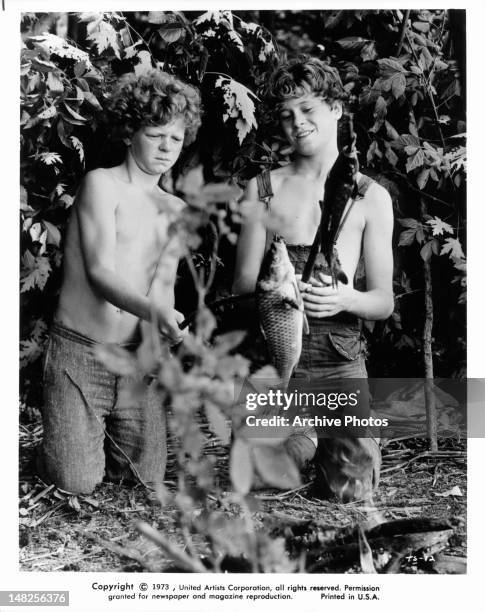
[41,322,167,494]
[292,318,380,502]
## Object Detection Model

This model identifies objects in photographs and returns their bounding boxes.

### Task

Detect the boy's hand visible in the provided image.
[157,307,188,345]
[297,273,356,318]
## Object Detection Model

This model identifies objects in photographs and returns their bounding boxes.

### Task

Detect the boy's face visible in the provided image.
[279,94,341,156]
[129,117,185,175]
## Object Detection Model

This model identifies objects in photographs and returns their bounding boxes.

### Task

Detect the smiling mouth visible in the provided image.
[295,129,315,140]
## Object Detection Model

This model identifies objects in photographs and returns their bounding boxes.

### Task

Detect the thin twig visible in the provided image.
[253,482,311,500]
[136,521,208,572]
[385,170,454,207]
[204,220,220,292]
[81,530,156,571]
[404,30,446,150]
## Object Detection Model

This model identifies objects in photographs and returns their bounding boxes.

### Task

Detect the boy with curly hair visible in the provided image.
[234,56,393,502]
[40,70,201,494]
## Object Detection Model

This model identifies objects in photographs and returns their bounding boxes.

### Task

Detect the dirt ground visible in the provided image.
[19,417,466,574]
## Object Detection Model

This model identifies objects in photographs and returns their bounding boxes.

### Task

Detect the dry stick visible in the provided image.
[136,521,208,573]
[81,531,156,572]
[29,484,55,506]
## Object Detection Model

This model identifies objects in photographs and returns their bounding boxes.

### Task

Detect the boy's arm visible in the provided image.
[76,170,183,341]
[232,177,267,294]
[357,182,394,319]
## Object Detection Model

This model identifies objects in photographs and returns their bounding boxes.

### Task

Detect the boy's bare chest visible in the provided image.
[270,178,365,245]
[114,194,168,252]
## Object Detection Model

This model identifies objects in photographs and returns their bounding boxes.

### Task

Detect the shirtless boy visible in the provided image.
[233,56,394,502]
[41,70,201,494]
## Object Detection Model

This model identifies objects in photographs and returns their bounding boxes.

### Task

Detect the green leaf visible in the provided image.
[159,25,185,44]
[46,71,64,94]
[378,57,406,76]
[124,42,142,59]
[391,73,406,99]
[366,141,381,165]
[213,330,247,356]
[391,133,420,150]
[427,216,454,236]
[398,228,417,246]
[384,120,399,140]
[204,401,231,445]
[20,185,28,210]
[406,148,425,173]
[216,76,258,144]
[30,33,93,66]
[20,319,48,368]
[415,228,425,244]
[215,355,249,380]
[397,218,419,229]
[230,438,253,494]
[252,444,301,490]
[74,60,88,78]
[147,11,167,24]
[336,36,370,51]
[70,136,85,165]
[38,151,63,166]
[57,119,72,148]
[441,238,465,261]
[43,221,61,246]
[82,91,102,110]
[374,96,387,120]
[24,106,57,129]
[20,255,52,293]
[134,50,153,76]
[87,20,121,59]
[385,145,398,167]
[420,241,434,261]
[63,102,87,122]
[416,167,430,190]
[413,21,430,34]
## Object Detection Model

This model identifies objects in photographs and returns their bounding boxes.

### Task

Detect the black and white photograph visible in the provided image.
[2,1,482,610]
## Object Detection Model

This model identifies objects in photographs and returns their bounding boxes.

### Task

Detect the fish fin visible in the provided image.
[337,269,349,285]
[303,314,309,335]
[281,296,300,311]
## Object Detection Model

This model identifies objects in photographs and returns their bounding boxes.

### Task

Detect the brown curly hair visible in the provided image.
[265,55,347,110]
[106,69,202,146]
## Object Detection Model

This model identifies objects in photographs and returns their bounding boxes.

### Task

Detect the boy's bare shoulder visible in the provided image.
[359,175,393,221]
[157,191,186,216]
[247,164,294,197]
[75,168,118,212]
[82,167,117,185]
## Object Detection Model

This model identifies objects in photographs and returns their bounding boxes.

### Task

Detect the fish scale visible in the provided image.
[256,237,306,388]
[258,290,303,386]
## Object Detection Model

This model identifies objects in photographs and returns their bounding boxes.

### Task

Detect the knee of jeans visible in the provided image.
[43,451,102,495]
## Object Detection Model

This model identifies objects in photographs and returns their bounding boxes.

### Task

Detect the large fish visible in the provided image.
[256,236,308,388]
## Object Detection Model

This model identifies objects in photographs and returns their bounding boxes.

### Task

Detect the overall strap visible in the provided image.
[256,170,274,211]
[333,174,375,243]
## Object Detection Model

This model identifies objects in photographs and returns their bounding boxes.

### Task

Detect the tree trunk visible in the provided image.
[421,200,438,451]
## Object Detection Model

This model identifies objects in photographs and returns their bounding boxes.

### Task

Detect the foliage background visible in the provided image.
[20,9,466,410]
